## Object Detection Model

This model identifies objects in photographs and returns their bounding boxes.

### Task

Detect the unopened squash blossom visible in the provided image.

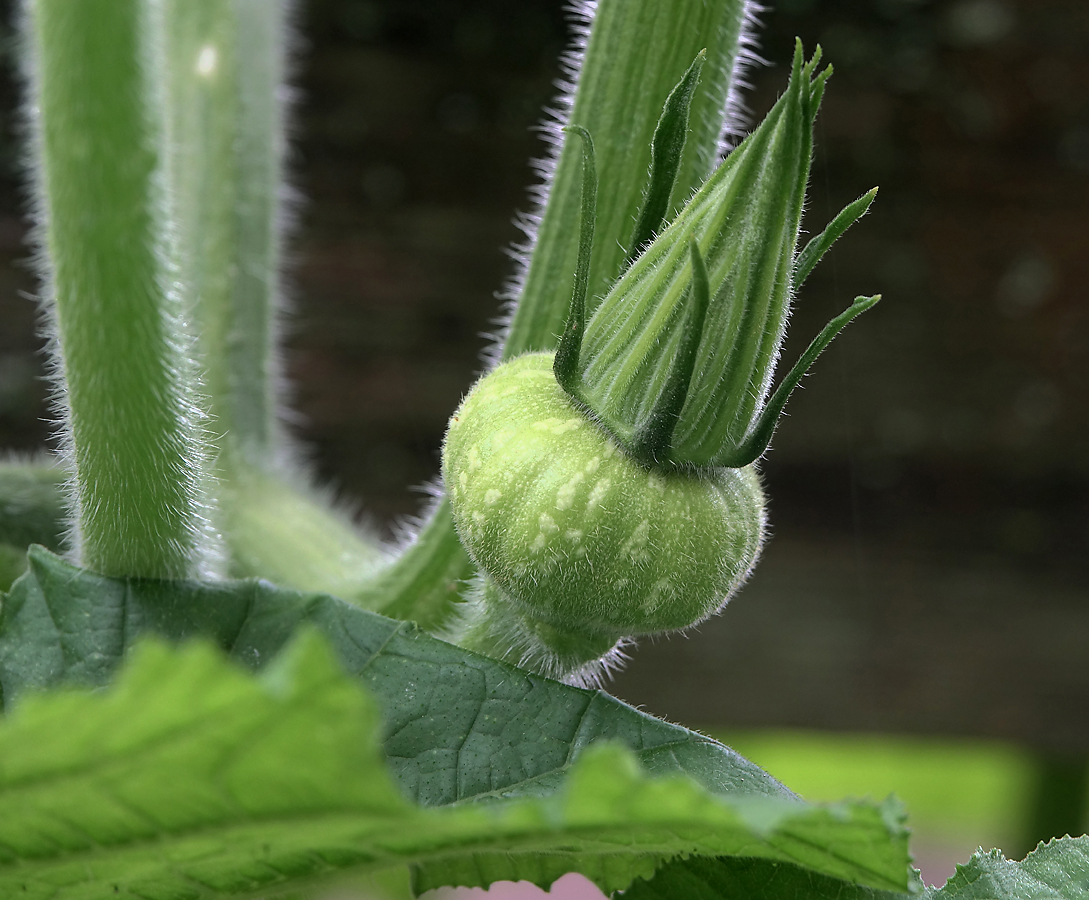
[443,44,880,683]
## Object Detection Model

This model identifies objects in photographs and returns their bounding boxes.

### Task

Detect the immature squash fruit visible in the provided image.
[443,352,765,680]
[443,44,879,682]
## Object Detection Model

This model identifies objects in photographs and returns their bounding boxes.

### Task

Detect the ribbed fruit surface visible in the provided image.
[443,352,766,637]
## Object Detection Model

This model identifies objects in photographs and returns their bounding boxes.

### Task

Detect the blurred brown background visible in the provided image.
[1,0,1087,780]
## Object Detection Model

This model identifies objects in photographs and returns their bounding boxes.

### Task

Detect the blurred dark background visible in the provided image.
[0,0,1087,831]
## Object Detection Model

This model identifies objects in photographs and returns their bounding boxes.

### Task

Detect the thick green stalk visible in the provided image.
[163,0,280,467]
[161,0,385,590]
[25,0,217,579]
[501,0,760,359]
[365,0,761,625]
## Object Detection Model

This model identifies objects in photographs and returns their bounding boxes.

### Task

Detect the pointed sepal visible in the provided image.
[721,294,881,467]
[629,239,712,467]
[574,43,836,468]
[794,187,878,288]
[626,50,706,264]
[553,125,598,396]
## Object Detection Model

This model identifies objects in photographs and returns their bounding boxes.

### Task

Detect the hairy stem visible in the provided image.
[25,0,218,579]
[162,0,385,590]
[502,0,760,359]
[163,0,282,467]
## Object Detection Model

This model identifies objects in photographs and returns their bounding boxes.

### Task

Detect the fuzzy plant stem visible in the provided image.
[164,0,282,468]
[366,0,762,628]
[24,0,219,579]
[162,0,385,595]
[500,0,761,359]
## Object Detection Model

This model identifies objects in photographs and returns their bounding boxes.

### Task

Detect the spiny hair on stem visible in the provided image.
[485,0,765,373]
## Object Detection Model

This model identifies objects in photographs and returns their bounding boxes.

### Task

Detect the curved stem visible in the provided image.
[354,497,475,631]
[162,0,385,588]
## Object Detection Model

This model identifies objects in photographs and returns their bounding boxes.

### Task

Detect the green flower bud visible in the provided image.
[569,42,879,469]
[441,42,880,683]
[442,353,765,683]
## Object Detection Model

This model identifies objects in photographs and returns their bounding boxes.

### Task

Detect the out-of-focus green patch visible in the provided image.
[715,730,1041,850]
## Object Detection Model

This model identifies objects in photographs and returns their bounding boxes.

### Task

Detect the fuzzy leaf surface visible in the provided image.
[0,548,914,896]
[625,838,1089,900]
[930,838,1089,900]
[623,855,919,900]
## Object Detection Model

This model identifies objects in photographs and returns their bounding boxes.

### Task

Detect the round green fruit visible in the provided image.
[442,352,766,661]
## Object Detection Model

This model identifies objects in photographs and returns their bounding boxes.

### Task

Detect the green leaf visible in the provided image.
[0,548,915,896]
[931,838,1089,900]
[0,632,408,899]
[0,631,910,899]
[412,764,914,896]
[623,855,922,900]
[0,547,785,805]
[623,839,1089,900]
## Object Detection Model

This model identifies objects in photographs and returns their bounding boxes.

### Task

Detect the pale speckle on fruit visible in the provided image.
[516,367,551,380]
[642,578,675,614]
[648,473,666,494]
[585,456,601,474]
[532,416,584,435]
[484,489,502,506]
[472,512,485,525]
[587,478,611,510]
[458,471,468,490]
[614,577,630,590]
[539,513,559,534]
[531,533,547,551]
[468,445,482,471]
[564,528,583,543]
[620,520,651,563]
[556,472,584,510]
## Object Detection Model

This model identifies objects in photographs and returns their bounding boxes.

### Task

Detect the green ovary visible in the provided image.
[442,353,766,667]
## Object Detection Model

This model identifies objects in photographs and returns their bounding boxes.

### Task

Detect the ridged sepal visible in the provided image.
[575,43,876,469]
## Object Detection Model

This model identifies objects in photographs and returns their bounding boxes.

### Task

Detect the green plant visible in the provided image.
[0,1,1084,898]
